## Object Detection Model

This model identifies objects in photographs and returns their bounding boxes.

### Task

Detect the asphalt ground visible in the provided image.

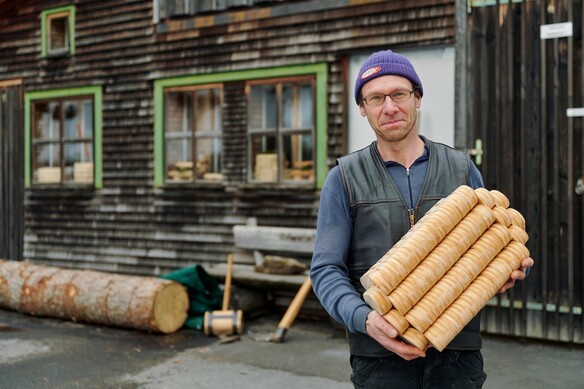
[1,308,584,389]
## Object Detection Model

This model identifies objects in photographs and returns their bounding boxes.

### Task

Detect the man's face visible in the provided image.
[359,75,421,144]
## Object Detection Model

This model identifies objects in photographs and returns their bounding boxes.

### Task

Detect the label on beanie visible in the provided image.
[361,66,381,79]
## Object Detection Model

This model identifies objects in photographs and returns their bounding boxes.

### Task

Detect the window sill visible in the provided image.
[234,182,316,191]
[43,50,72,59]
[156,181,316,192]
[161,180,226,189]
[28,183,95,190]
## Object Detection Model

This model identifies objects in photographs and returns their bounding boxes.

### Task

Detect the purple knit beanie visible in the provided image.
[354,50,423,104]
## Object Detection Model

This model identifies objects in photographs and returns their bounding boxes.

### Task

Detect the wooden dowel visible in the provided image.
[382,309,409,334]
[363,286,392,315]
[400,327,428,350]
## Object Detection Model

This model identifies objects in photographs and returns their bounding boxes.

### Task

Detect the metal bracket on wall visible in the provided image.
[468,138,483,167]
[576,177,584,195]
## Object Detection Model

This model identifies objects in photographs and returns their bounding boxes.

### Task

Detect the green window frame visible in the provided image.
[41,5,76,57]
[24,86,103,188]
[153,63,328,188]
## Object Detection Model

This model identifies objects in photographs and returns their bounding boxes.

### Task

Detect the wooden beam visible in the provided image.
[0,79,22,87]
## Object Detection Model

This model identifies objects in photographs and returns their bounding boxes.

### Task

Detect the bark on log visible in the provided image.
[0,260,188,334]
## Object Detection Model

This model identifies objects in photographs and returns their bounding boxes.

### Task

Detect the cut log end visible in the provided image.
[153,283,189,334]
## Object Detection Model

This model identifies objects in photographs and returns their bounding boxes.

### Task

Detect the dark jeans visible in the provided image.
[350,349,487,389]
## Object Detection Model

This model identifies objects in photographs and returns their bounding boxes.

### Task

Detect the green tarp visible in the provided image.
[161,265,223,330]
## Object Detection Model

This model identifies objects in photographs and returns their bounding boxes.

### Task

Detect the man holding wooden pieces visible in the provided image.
[310,50,534,388]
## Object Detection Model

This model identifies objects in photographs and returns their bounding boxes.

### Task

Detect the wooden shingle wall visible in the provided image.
[0,0,455,275]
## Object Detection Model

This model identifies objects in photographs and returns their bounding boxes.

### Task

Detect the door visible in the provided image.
[461,0,583,344]
[0,80,24,260]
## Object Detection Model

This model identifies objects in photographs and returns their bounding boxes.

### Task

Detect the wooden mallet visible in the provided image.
[204,254,243,337]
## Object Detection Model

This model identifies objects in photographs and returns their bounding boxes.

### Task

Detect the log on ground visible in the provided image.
[0,260,188,334]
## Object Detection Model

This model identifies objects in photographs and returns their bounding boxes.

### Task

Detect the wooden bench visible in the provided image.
[229,222,326,336]
[206,220,315,290]
[203,220,329,323]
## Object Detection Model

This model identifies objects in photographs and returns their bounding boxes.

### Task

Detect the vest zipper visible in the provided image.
[406,168,415,228]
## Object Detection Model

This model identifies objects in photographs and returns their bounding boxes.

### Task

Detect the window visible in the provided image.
[153,64,327,188]
[31,98,93,184]
[247,77,315,183]
[164,85,223,182]
[156,0,259,19]
[25,87,103,188]
[41,6,76,57]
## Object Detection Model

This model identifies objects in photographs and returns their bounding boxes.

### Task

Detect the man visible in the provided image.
[310,50,534,388]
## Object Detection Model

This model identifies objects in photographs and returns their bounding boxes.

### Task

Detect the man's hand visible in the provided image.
[365,311,426,360]
[499,256,534,293]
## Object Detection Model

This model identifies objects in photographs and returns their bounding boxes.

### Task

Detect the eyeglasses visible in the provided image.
[361,89,416,106]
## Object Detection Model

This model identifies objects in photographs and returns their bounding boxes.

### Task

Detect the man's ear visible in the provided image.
[415,95,422,110]
[359,103,367,117]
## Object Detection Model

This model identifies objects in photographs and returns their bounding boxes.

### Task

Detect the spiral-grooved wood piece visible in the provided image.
[363,286,392,315]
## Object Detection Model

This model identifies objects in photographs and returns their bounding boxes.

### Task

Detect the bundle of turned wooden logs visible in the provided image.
[361,185,529,352]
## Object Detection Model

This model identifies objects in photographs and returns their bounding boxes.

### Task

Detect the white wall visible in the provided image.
[348,46,455,152]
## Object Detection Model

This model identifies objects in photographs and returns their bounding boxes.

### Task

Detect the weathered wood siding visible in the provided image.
[0,0,456,276]
[463,0,583,344]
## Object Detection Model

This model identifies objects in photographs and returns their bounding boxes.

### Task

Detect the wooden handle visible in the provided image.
[222,254,234,311]
[277,276,312,330]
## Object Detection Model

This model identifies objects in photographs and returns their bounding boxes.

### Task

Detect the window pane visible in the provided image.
[67,141,92,162]
[63,99,93,140]
[282,132,314,181]
[165,92,193,182]
[299,83,313,128]
[33,144,61,168]
[33,144,61,183]
[63,143,93,183]
[195,89,215,132]
[251,134,277,182]
[196,137,223,180]
[197,0,215,13]
[83,101,93,137]
[165,92,192,133]
[248,85,276,130]
[194,88,223,181]
[32,99,61,184]
[282,84,293,128]
[49,16,68,52]
[282,82,313,129]
[32,101,60,140]
[166,138,193,181]
[213,89,222,132]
